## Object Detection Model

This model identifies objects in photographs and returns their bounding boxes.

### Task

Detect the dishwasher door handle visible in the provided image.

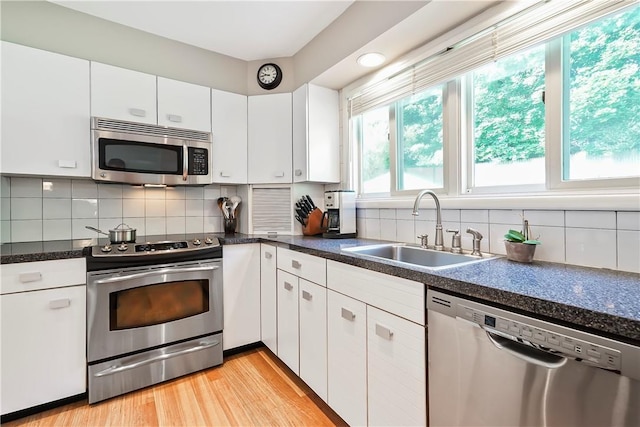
[485,330,567,369]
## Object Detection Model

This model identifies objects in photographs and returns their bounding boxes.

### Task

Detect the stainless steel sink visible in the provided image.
[342,243,496,270]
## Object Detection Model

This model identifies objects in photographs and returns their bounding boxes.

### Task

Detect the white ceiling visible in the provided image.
[52,0,354,61]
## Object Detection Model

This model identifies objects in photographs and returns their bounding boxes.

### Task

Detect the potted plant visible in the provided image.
[504,220,540,263]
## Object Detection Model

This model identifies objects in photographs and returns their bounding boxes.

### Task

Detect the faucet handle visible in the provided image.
[417,234,429,248]
[446,229,461,253]
[466,228,483,256]
[466,228,483,240]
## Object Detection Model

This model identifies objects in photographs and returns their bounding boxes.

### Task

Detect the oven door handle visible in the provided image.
[93,266,218,285]
[182,144,189,181]
[92,337,221,377]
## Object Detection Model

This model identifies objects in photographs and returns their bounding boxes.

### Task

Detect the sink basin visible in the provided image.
[342,243,496,270]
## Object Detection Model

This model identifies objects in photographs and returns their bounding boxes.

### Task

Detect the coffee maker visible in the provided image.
[322,190,356,238]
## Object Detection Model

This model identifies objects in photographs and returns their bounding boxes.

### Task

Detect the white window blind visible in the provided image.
[349,0,634,116]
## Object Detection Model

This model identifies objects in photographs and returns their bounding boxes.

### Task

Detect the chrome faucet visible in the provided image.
[466,227,483,256]
[412,189,444,251]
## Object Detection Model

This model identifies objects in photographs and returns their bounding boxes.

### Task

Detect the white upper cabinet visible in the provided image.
[248,93,293,183]
[158,77,211,132]
[292,83,340,183]
[211,89,248,184]
[1,42,91,177]
[90,62,157,124]
[91,63,211,132]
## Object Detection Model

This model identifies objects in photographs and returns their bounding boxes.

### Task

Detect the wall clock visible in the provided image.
[257,63,282,90]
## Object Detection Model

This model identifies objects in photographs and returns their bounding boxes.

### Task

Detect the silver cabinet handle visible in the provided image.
[182,143,188,181]
[264,252,273,259]
[93,338,220,377]
[274,171,285,177]
[49,299,71,309]
[302,290,312,301]
[375,323,394,340]
[219,171,231,178]
[284,282,293,291]
[129,108,146,117]
[294,169,303,176]
[94,266,218,285]
[341,308,355,321]
[18,272,42,283]
[57,160,77,169]
[291,260,301,269]
[167,114,182,123]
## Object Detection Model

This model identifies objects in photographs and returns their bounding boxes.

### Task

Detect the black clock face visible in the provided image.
[257,63,282,90]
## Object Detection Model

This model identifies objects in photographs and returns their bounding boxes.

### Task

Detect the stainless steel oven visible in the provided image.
[85,237,223,404]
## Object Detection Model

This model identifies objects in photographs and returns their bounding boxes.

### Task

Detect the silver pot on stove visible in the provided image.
[85,223,137,243]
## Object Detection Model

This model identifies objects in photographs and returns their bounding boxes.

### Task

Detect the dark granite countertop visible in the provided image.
[3,233,639,344]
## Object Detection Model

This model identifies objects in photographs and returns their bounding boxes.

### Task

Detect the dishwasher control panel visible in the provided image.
[459,305,622,371]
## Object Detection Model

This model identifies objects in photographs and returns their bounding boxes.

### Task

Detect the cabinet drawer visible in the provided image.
[1,258,86,295]
[327,260,424,325]
[367,306,427,427]
[277,247,326,286]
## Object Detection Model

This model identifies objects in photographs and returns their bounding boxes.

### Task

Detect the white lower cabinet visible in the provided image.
[223,244,261,350]
[260,244,278,354]
[277,270,299,373]
[1,285,86,415]
[299,279,328,402]
[367,306,427,427]
[327,289,368,426]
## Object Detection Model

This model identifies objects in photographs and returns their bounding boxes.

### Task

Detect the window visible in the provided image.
[350,3,639,197]
[397,87,444,191]
[470,44,545,188]
[563,8,640,181]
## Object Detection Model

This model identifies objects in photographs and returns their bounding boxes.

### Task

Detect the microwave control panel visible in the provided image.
[188,147,209,175]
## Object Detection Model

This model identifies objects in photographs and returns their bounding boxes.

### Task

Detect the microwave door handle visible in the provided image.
[93,266,218,285]
[182,144,189,181]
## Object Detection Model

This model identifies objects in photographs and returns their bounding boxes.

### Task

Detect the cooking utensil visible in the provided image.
[85,223,136,243]
[295,215,306,226]
[306,195,317,210]
[301,196,314,213]
[229,196,241,219]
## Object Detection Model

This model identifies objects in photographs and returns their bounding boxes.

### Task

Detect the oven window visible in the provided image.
[109,280,209,330]
[99,138,182,174]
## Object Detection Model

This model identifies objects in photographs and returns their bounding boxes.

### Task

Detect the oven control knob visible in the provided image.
[172,242,181,249]
[204,237,213,245]
[117,243,128,252]
[101,245,112,253]
[193,239,202,246]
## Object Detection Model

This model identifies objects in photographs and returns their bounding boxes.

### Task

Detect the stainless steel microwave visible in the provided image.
[91,117,212,186]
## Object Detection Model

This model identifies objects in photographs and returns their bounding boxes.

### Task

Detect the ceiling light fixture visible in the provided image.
[357,52,385,67]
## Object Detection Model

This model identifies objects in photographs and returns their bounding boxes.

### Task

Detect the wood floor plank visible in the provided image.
[4,347,345,427]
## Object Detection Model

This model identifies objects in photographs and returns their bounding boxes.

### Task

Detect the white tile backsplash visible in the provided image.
[523,210,565,227]
[186,187,204,200]
[167,216,186,234]
[98,198,123,218]
[1,197,10,220]
[98,183,123,199]
[566,210,616,229]
[365,218,381,239]
[145,217,166,235]
[11,177,42,198]
[203,185,220,201]
[145,199,166,217]
[1,176,10,198]
[617,212,640,231]
[441,209,460,222]
[43,219,71,240]
[166,187,186,200]
[145,187,166,200]
[71,180,97,198]
[72,199,98,218]
[204,216,223,233]
[529,225,565,263]
[617,230,640,273]
[122,185,145,199]
[380,209,396,219]
[1,220,10,243]
[12,220,43,242]
[565,228,617,269]
[186,217,204,233]
[123,198,145,217]
[396,220,415,243]
[489,209,523,225]
[379,219,397,241]
[186,199,204,216]
[364,208,379,219]
[72,218,98,239]
[166,199,186,217]
[460,209,489,223]
[43,199,71,219]
[42,179,71,198]
[11,198,42,220]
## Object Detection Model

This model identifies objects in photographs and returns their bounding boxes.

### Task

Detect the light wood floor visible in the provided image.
[5,347,347,426]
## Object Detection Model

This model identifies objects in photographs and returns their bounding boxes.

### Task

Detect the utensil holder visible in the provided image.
[224,218,237,235]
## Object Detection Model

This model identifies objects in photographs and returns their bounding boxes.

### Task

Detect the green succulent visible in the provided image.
[504,229,541,245]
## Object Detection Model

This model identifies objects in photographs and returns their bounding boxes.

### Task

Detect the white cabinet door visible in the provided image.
[1,285,86,415]
[277,269,299,374]
[292,83,340,183]
[248,93,292,183]
[367,306,427,427]
[260,244,277,354]
[158,77,211,132]
[211,89,248,184]
[222,244,261,350]
[299,279,328,402]
[327,289,367,427]
[1,42,91,177]
[90,62,157,124]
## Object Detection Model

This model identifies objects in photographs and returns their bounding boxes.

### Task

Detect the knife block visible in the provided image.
[302,208,327,236]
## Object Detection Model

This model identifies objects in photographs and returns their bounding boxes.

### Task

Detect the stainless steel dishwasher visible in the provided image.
[427,289,640,427]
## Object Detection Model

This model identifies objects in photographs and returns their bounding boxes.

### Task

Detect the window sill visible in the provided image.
[355,192,640,211]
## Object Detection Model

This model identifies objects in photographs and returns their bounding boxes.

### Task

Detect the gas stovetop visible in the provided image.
[84,235,222,271]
